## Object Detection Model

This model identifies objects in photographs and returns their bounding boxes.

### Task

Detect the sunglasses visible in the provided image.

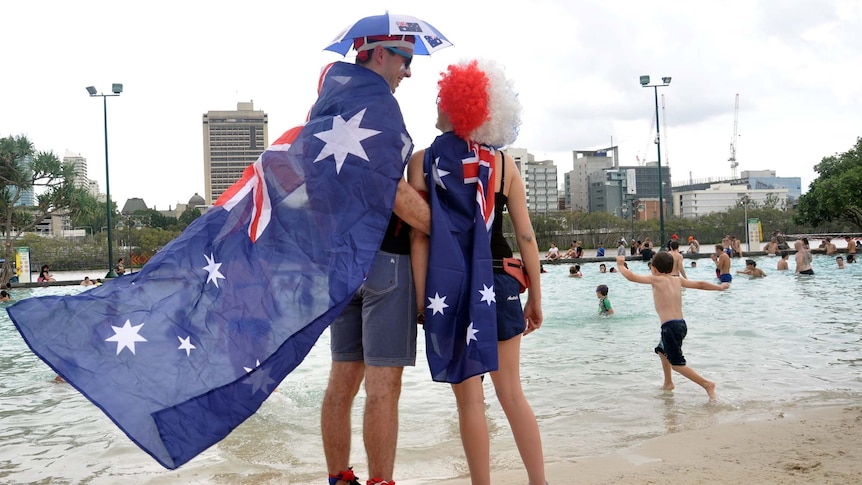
[384,46,413,70]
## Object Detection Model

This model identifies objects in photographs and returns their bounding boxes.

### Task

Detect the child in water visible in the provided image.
[596,285,613,315]
[568,264,582,278]
[616,253,729,400]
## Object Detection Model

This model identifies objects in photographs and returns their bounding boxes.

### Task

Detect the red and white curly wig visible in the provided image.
[437,59,521,148]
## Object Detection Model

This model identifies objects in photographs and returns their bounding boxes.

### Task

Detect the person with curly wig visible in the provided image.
[408,59,547,485]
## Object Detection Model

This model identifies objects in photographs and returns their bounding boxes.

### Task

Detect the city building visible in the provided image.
[742,170,802,203]
[504,148,559,213]
[585,164,672,221]
[62,150,100,199]
[673,182,789,219]
[567,147,618,211]
[11,155,35,207]
[202,101,268,204]
[63,150,89,190]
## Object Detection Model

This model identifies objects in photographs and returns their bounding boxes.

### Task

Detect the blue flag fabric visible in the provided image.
[7,61,412,470]
[422,132,498,384]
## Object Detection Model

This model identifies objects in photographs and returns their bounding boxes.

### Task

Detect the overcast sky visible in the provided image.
[3,0,860,210]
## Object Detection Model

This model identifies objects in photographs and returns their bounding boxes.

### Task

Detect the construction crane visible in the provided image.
[729,93,739,178]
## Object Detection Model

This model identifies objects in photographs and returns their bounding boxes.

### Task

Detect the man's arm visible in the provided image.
[393,178,430,236]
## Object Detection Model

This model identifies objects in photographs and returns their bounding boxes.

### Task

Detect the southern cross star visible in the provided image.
[466,322,479,345]
[427,292,449,315]
[479,284,496,305]
[177,336,196,356]
[203,253,225,288]
[432,156,450,189]
[313,108,381,174]
[243,360,276,395]
[105,319,147,355]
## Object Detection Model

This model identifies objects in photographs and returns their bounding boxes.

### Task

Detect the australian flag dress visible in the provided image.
[6,61,412,470]
[422,132,499,384]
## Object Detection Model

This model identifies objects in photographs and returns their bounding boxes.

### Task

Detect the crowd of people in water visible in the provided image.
[548,233,858,319]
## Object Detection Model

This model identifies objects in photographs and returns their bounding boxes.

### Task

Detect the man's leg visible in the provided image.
[363,365,403,482]
[322,361,365,483]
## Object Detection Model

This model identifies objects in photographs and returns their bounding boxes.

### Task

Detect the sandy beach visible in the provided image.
[434,405,862,485]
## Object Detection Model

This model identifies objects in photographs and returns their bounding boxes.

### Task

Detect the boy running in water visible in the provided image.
[616,253,729,400]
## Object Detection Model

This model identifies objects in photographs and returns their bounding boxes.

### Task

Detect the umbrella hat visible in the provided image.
[325,12,453,56]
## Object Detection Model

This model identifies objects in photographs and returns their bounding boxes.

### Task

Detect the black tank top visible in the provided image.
[489,154,513,259]
[379,213,410,255]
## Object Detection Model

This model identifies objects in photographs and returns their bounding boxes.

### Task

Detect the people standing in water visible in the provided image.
[711,244,732,283]
[777,251,790,270]
[795,240,814,275]
[668,240,687,278]
[408,59,546,485]
[596,285,613,316]
[616,253,729,400]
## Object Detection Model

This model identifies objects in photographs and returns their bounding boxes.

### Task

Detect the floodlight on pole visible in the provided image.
[640,74,672,247]
[86,84,122,278]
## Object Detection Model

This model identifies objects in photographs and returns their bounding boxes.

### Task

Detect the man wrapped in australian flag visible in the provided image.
[7,41,422,469]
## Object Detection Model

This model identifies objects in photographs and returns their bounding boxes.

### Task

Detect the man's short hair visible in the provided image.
[715,244,724,251]
[670,240,679,250]
[651,252,674,274]
[745,259,756,267]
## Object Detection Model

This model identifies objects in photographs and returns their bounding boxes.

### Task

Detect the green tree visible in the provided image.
[68,190,111,235]
[178,207,202,228]
[0,135,87,284]
[795,137,862,230]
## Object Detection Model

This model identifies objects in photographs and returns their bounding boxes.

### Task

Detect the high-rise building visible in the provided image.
[504,148,558,213]
[586,164,672,220]
[12,155,35,207]
[568,147,618,211]
[202,101,269,204]
[63,150,90,190]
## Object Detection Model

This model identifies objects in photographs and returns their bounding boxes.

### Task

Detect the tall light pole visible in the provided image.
[738,194,751,252]
[640,75,671,248]
[86,83,123,278]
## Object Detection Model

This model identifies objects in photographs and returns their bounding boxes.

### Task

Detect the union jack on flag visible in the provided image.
[8,61,412,469]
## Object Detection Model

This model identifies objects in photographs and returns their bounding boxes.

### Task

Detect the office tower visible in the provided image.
[569,147,618,211]
[63,150,90,190]
[202,101,268,204]
[504,148,559,213]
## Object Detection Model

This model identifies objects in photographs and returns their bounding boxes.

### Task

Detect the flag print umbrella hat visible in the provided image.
[324,12,453,56]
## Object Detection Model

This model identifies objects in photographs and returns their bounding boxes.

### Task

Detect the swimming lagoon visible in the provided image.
[1,254,860,484]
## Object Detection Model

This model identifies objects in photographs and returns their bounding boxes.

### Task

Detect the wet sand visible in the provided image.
[433,405,862,485]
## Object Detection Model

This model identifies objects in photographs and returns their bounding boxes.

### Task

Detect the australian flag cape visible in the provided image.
[6,61,412,470]
[423,132,498,384]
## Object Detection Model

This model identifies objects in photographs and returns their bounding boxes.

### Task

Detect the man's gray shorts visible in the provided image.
[330,251,417,366]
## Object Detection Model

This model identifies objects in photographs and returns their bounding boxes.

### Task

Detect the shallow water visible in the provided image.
[2,254,861,484]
